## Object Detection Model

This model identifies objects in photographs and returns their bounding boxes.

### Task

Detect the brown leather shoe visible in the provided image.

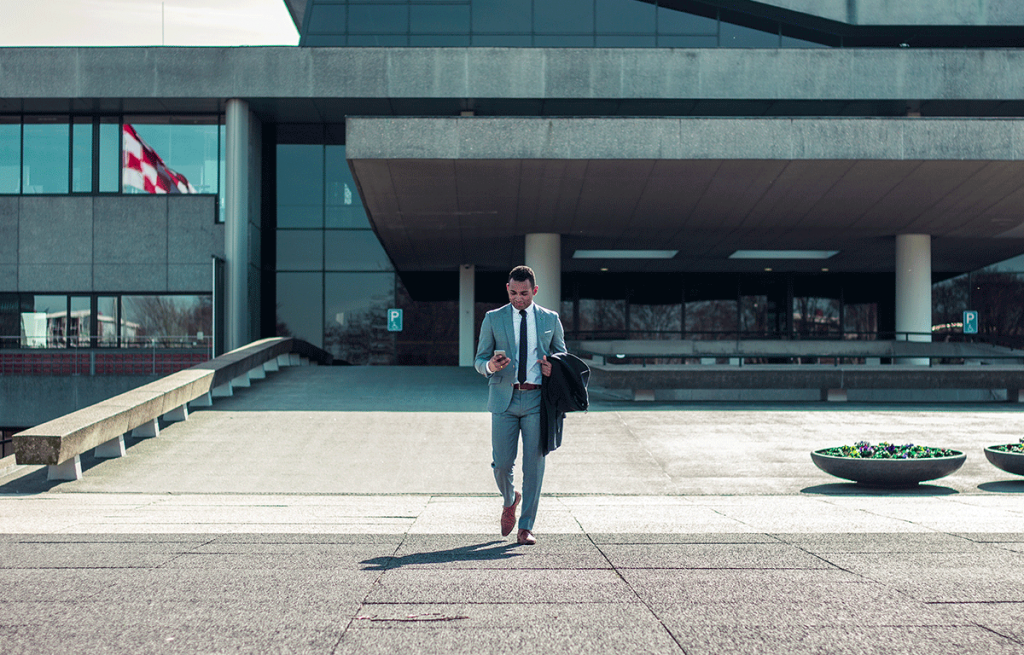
[500,491,521,537]
[517,529,536,545]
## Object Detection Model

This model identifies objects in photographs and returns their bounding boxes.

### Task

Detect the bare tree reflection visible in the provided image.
[122,296,211,345]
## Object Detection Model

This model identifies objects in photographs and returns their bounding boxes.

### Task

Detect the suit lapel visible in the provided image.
[503,304,516,351]
[535,306,548,357]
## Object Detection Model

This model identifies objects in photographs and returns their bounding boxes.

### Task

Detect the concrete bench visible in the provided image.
[13,337,332,481]
[590,363,1024,403]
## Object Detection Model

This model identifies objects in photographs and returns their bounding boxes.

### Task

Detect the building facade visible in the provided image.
[3,0,1024,429]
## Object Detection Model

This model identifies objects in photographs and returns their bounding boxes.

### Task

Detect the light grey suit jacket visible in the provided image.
[474,303,567,414]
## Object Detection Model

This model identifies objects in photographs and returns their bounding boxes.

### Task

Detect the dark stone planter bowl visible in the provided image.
[811,449,966,487]
[984,447,1024,477]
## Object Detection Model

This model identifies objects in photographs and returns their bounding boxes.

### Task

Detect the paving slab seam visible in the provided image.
[334,529,411,655]
[559,497,691,655]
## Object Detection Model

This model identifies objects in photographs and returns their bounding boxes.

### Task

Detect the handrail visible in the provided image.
[0,335,212,349]
[0,338,213,377]
[573,337,1024,368]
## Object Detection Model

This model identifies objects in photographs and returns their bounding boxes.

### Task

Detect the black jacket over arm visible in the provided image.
[540,352,591,455]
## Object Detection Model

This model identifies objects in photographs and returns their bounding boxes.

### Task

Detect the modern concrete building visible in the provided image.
[3,0,1024,432]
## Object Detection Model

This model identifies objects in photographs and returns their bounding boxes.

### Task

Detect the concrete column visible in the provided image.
[459,264,475,367]
[225,99,250,351]
[895,234,932,365]
[525,233,561,313]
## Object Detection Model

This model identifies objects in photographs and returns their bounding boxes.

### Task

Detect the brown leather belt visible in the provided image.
[512,383,541,391]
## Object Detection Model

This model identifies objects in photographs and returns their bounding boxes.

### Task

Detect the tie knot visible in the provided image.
[519,309,526,317]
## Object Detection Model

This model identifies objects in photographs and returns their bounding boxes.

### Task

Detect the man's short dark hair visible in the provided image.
[508,265,536,287]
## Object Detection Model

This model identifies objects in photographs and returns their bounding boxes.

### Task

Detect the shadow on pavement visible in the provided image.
[801,482,958,496]
[360,540,522,570]
[0,436,151,495]
[978,480,1024,493]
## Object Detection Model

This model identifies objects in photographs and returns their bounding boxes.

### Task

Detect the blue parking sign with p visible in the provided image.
[388,308,403,332]
[963,310,978,334]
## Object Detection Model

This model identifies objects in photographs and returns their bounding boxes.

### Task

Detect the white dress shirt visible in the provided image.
[513,303,541,385]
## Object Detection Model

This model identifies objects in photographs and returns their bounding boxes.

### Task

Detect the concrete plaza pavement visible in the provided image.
[3,366,1024,653]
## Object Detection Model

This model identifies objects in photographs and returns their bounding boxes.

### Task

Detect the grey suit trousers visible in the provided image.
[491,388,544,531]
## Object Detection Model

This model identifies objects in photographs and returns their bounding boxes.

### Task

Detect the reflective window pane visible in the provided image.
[308,4,346,34]
[560,300,575,334]
[123,120,219,194]
[410,34,471,46]
[277,144,323,228]
[276,272,324,346]
[325,145,369,228]
[793,296,840,336]
[576,298,627,339]
[99,119,120,193]
[24,295,66,347]
[782,34,828,48]
[347,34,409,45]
[472,34,532,46]
[0,294,21,347]
[472,0,531,33]
[596,0,654,34]
[325,230,393,271]
[23,119,69,194]
[97,296,120,346]
[69,296,91,346]
[657,6,717,34]
[657,34,717,47]
[121,295,211,344]
[324,272,395,364]
[845,302,878,338]
[0,119,19,194]
[535,35,595,46]
[630,303,682,338]
[535,0,594,34]
[685,300,738,338]
[349,4,409,34]
[277,230,324,271]
[596,35,656,47]
[72,119,93,193]
[721,21,779,47]
[969,270,1024,337]
[218,124,225,222]
[411,4,470,33]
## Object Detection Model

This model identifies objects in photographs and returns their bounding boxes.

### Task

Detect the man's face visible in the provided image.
[507,279,538,311]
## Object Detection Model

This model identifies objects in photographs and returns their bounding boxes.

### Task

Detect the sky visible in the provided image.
[0,0,300,46]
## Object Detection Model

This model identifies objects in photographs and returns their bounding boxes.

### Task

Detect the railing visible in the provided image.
[0,336,212,376]
[572,334,1024,368]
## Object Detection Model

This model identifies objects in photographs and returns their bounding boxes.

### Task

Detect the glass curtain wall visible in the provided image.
[275,139,397,364]
[0,294,210,348]
[0,115,222,221]
[302,0,827,48]
[933,254,1024,344]
[563,273,894,342]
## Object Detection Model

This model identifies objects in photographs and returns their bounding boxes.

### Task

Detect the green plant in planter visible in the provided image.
[821,441,957,460]
[988,437,1024,454]
[984,437,1024,477]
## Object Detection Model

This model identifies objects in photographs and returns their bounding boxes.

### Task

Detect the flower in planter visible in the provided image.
[989,437,1024,454]
[821,441,957,459]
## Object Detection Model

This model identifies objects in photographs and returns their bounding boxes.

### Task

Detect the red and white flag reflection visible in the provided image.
[122,124,197,194]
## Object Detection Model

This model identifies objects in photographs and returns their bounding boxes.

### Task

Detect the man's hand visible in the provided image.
[539,355,552,377]
[489,353,510,373]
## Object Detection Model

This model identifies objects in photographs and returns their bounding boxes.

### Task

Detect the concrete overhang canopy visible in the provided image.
[346,116,1024,275]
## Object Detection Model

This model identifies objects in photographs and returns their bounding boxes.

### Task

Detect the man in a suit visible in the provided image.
[475,265,566,545]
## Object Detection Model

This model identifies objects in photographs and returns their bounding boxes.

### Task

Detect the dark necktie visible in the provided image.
[518,309,528,384]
